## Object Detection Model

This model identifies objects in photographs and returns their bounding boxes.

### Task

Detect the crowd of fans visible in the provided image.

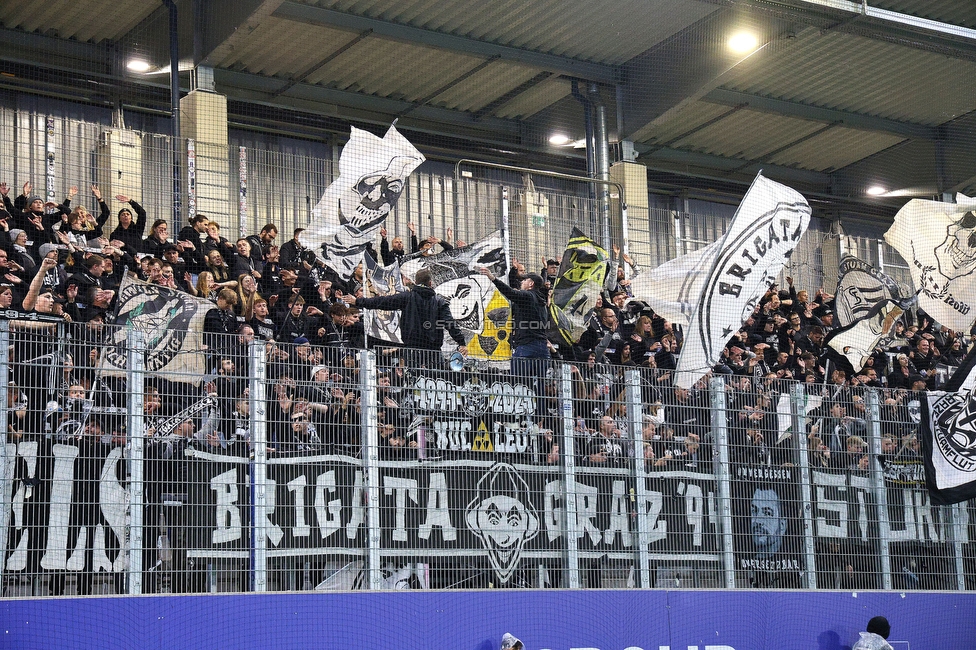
[0,179,952,471]
[1,179,953,595]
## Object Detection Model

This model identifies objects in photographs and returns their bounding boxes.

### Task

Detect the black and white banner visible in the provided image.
[100,275,211,378]
[181,454,721,585]
[362,253,406,345]
[303,125,425,280]
[883,467,957,590]
[731,464,805,587]
[808,467,882,588]
[3,439,128,578]
[920,346,976,504]
[630,173,811,388]
[884,193,976,331]
[825,256,907,373]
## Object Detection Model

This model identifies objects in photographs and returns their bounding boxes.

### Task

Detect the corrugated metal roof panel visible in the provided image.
[493,77,572,120]
[723,26,976,126]
[303,0,718,65]
[2,0,159,43]
[631,102,737,145]
[674,109,826,161]
[212,15,489,107]
[212,18,355,78]
[432,61,547,113]
[765,127,905,172]
[304,38,485,103]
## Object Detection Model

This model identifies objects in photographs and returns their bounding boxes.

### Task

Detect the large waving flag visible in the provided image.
[302,125,425,280]
[400,232,510,360]
[631,173,811,388]
[627,239,718,327]
[884,193,976,331]
[549,228,611,345]
[824,256,907,372]
[920,345,976,504]
[100,276,211,379]
[361,253,406,345]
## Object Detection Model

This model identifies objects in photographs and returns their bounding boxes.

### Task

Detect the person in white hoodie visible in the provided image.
[852,616,893,650]
[500,633,524,650]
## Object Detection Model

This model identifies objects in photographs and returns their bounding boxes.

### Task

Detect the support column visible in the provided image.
[0,322,11,590]
[249,340,269,592]
[709,377,736,589]
[610,161,648,268]
[179,70,232,230]
[98,130,144,235]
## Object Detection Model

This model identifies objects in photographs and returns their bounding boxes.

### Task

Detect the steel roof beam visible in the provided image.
[271,1,619,84]
[703,88,938,140]
[635,142,832,188]
[214,68,522,138]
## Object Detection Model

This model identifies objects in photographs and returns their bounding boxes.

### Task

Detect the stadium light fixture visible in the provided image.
[728,32,759,54]
[866,185,887,196]
[549,133,572,146]
[127,59,152,73]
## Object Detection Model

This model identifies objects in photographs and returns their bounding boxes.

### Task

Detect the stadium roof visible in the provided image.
[2,0,976,209]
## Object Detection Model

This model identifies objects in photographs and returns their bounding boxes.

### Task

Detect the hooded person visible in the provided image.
[852,616,893,650]
[353,268,467,365]
[500,633,524,650]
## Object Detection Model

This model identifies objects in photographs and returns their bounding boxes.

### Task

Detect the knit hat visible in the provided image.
[866,616,890,639]
[118,206,132,218]
[8,229,23,242]
[27,195,42,205]
[38,243,60,259]
[524,273,545,288]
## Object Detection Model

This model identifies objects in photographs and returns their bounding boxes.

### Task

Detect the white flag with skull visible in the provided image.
[884,193,976,331]
[302,125,425,280]
[824,256,908,372]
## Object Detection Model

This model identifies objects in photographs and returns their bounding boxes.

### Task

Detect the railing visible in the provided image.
[0,322,970,596]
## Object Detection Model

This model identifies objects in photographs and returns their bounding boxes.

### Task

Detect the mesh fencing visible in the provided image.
[0,324,970,596]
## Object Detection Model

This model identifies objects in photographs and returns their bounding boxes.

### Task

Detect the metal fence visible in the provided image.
[0,323,970,596]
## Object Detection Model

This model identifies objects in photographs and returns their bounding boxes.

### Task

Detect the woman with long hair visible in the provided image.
[193,271,220,302]
[235,273,262,321]
[142,219,171,258]
[629,314,653,365]
[206,249,236,287]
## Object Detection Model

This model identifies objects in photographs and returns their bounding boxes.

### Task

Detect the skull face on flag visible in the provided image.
[400,232,511,360]
[303,125,425,280]
[935,210,976,282]
[885,193,976,331]
[339,158,414,232]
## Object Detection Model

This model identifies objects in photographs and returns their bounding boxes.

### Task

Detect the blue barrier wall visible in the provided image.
[3,590,974,649]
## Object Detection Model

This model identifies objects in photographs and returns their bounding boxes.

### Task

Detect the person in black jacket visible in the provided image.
[479,267,551,384]
[108,195,147,255]
[354,268,467,364]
